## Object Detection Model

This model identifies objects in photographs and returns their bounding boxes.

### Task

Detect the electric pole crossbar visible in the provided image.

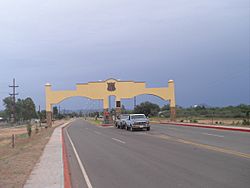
[9,78,19,123]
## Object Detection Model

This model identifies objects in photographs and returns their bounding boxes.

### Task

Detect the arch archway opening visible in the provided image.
[121,94,170,117]
[51,96,103,121]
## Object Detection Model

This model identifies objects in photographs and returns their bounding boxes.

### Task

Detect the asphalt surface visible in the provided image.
[63,119,250,188]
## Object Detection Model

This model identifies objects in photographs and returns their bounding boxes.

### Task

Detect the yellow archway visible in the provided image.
[45,78,176,126]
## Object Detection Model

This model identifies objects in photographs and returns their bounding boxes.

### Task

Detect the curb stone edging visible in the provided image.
[62,124,72,188]
[101,124,113,127]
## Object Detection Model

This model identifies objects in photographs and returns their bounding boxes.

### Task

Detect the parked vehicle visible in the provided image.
[124,114,150,131]
[115,114,129,129]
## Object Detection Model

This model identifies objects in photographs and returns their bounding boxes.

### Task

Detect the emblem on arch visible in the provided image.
[107,82,116,92]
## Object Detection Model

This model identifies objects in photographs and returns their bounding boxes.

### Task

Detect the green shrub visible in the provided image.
[242,119,250,125]
[26,124,32,137]
[189,119,198,123]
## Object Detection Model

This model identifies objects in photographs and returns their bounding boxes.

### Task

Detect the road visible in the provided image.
[63,119,250,188]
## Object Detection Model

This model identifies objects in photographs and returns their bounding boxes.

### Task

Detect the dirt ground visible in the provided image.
[0,120,67,188]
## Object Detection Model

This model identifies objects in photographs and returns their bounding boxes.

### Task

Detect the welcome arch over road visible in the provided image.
[45,78,176,126]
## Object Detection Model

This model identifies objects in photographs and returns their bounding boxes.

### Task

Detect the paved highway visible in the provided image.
[63,119,250,188]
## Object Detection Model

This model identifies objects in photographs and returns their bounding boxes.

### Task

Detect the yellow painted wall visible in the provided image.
[45,78,176,111]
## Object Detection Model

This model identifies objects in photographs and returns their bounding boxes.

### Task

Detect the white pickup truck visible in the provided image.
[123,114,150,131]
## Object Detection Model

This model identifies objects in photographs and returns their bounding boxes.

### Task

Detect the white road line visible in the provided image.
[65,129,93,188]
[94,131,102,135]
[112,138,126,144]
[202,133,225,138]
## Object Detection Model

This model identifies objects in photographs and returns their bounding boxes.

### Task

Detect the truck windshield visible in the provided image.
[131,115,146,119]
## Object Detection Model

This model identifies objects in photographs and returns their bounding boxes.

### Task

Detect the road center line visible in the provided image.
[65,129,93,188]
[147,133,250,159]
[112,138,126,144]
[202,133,225,138]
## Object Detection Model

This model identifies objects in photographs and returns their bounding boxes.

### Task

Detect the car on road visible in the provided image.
[124,114,150,131]
[115,114,129,129]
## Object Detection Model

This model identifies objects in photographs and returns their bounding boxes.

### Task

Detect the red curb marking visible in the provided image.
[62,126,72,188]
[101,124,113,127]
[160,122,250,133]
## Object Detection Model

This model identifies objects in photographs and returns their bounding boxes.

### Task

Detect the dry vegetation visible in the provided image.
[0,120,66,188]
[150,117,249,127]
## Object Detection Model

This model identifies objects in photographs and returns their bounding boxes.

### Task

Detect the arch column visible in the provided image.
[45,83,53,127]
[103,96,111,124]
[168,80,176,122]
[46,111,53,127]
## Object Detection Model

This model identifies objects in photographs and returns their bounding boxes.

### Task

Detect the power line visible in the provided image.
[9,78,19,123]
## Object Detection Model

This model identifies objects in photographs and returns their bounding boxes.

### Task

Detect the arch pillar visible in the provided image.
[168,80,176,122]
[46,111,53,127]
[45,83,53,127]
[103,96,111,124]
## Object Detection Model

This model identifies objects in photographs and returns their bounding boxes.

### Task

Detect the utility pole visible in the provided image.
[9,78,19,123]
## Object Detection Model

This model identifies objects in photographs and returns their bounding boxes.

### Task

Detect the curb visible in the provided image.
[62,124,72,188]
[24,122,69,188]
[101,124,113,127]
[159,122,250,133]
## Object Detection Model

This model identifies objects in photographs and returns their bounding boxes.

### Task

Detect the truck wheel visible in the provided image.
[147,127,150,131]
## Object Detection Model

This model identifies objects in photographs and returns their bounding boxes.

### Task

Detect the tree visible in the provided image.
[22,98,37,120]
[161,104,170,111]
[2,97,37,122]
[3,97,14,119]
[16,98,24,121]
[134,101,160,116]
[0,110,6,120]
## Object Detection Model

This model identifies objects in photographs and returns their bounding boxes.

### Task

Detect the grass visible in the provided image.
[0,120,68,188]
[85,118,103,125]
[149,116,249,126]
[17,133,28,139]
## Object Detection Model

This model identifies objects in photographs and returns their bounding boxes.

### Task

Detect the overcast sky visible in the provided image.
[0,0,249,110]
